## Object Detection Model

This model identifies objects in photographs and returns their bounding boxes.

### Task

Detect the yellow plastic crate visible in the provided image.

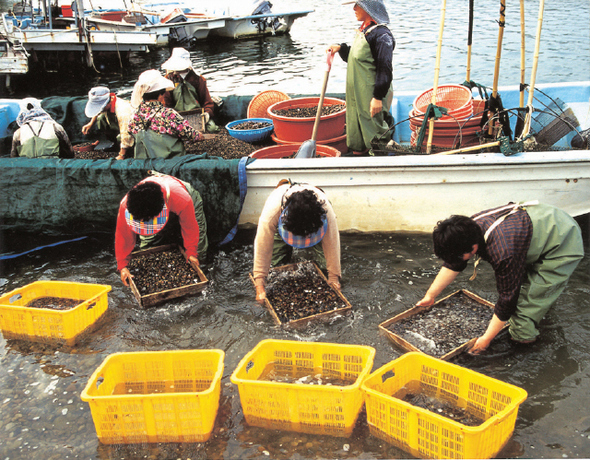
[81,349,224,444]
[230,339,376,437]
[361,352,528,459]
[0,281,111,345]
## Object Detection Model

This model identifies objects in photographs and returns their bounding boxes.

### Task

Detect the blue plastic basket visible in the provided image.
[226,118,274,143]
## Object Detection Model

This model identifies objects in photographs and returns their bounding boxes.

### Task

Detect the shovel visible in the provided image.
[295,51,335,158]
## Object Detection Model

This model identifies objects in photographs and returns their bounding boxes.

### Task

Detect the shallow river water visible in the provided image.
[0,227,589,460]
[1,0,590,459]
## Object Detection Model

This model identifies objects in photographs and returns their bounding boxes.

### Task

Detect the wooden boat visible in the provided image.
[0,81,588,236]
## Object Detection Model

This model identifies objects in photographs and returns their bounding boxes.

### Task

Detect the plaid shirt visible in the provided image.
[444,205,533,321]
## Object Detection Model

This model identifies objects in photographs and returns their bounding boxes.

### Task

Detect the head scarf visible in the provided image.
[162,47,193,72]
[16,98,53,127]
[130,69,174,108]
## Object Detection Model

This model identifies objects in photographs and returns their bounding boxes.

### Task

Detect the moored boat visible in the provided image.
[0,81,589,237]
[82,10,227,46]
[120,0,313,40]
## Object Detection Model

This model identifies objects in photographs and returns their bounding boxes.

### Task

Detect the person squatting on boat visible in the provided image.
[416,201,584,353]
[81,86,135,160]
[161,47,220,134]
[252,180,342,304]
[327,0,394,155]
[10,98,75,159]
[115,172,208,287]
[128,69,205,159]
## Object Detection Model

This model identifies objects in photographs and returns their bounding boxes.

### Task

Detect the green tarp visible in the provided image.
[0,155,249,246]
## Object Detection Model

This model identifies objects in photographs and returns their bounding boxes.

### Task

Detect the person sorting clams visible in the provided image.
[81,86,135,160]
[416,202,584,353]
[327,0,394,155]
[252,180,342,304]
[161,47,219,133]
[128,69,205,159]
[115,172,208,286]
[11,98,74,158]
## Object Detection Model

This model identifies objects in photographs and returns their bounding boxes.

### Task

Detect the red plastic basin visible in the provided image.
[250,144,341,159]
[267,97,346,142]
[271,133,348,154]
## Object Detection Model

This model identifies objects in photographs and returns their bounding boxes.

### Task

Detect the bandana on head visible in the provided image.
[125,204,169,236]
[16,98,53,127]
[278,211,328,249]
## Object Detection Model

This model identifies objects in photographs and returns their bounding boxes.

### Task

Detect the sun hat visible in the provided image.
[124,203,169,236]
[130,69,174,108]
[85,86,111,118]
[278,211,328,249]
[161,47,193,72]
[342,0,389,24]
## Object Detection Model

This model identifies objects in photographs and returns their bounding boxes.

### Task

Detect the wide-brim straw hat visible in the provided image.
[343,0,390,24]
[85,86,110,118]
[162,47,193,72]
[130,69,174,108]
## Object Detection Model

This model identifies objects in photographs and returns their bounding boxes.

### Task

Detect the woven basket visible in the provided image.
[413,84,473,115]
[248,90,290,119]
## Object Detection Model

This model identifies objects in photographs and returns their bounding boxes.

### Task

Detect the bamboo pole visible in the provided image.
[433,140,501,155]
[522,0,545,137]
[519,0,525,108]
[488,0,506,136]
[427,0,447,154]
[491,0,506,99]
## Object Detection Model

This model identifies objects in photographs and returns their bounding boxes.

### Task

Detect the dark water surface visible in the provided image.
[1,0,590,459]
[1,227,589,459]
[1,0,589,98]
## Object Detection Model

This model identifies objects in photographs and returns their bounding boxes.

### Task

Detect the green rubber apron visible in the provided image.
[345,25,393,152]
[18,121,60,158]
[472,202,584,341]
[95,111,120,142]
[172,80,200,113]
[133,107,186,159]
[511,202,584,341]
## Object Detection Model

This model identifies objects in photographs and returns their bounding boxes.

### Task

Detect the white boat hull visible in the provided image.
[13,28,157,51]
[87,16,226,45]
[241,151,590,233]
[211,11,311,39]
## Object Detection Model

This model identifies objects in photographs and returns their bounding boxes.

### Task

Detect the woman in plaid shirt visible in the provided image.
[417,202,584,353]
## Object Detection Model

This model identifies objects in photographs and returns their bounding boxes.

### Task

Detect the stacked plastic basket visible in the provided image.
[410,84,484,149]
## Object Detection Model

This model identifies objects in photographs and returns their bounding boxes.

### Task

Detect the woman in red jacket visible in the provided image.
[115,173,208,286]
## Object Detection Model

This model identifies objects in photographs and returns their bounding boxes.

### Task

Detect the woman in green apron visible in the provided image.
[10,98,75,159]
[161,47,220,133]
[328,0,394,155]
[128,69,205,159]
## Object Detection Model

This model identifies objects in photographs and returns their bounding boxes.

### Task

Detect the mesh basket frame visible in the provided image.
[248,90,291,119]
[414,84,473,115]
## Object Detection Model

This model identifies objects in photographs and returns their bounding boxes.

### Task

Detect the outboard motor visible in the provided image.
[251,0,282,33]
